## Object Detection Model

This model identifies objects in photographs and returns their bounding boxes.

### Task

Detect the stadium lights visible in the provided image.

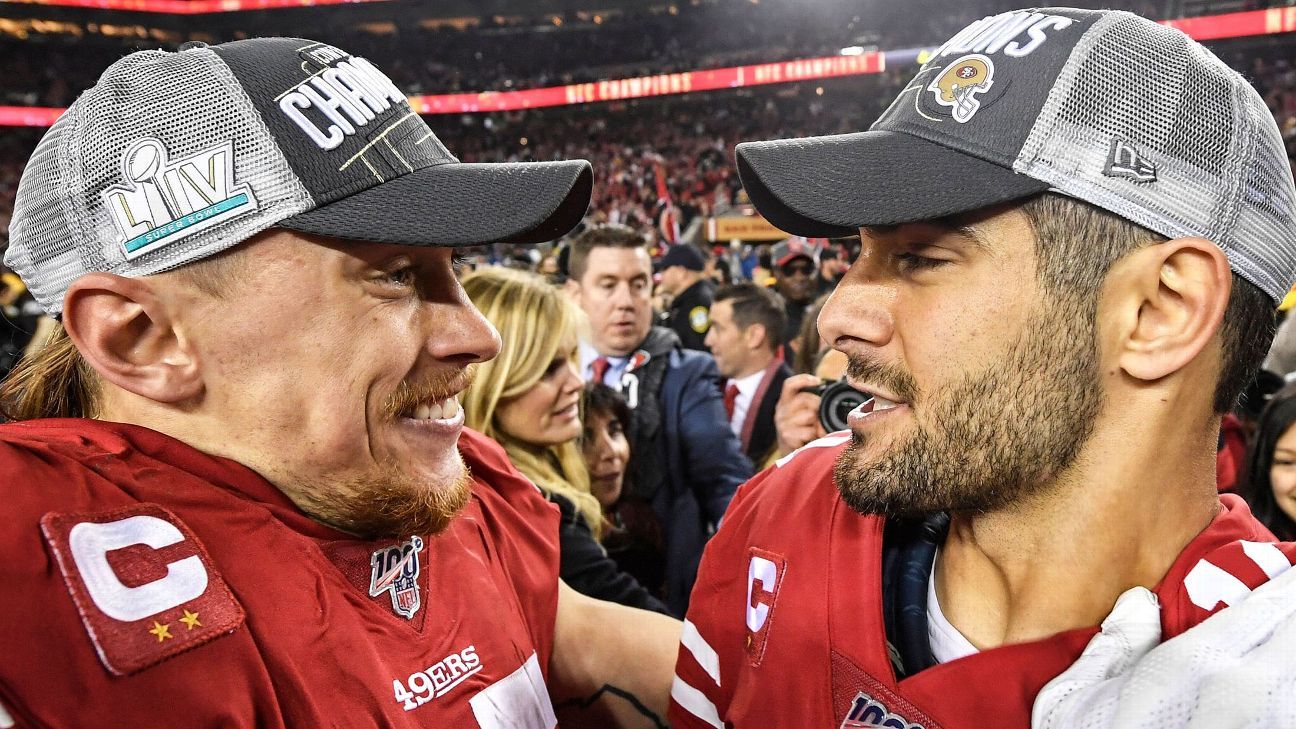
[840,46,865,56]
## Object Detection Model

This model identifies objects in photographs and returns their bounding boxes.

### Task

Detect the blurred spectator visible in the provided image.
[705,283,791,466]
[582,382,669,607]
[657,244,715,352]
[0,267,43,380]
[1263,310,1296,378]
[768,238,818,348]
[791,292,834,375]
[815,243,850,297]
[460,267,668,613]
[566,225,750,615]
[1243,382,1296,540]
[583,383,634,511]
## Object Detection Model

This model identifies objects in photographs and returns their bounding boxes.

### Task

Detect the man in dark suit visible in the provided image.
[705,283,793,468]
[568,226,751,615]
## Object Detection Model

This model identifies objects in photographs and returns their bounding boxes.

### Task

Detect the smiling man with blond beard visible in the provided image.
[0,38,678,729]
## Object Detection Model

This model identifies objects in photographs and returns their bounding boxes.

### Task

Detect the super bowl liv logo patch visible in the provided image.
[369,536,424,619]
[102,137,258,260]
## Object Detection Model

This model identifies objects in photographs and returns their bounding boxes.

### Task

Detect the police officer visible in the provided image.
[657,244,715,352]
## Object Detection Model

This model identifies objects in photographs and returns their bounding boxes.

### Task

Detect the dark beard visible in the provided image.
[832,302,1102,519]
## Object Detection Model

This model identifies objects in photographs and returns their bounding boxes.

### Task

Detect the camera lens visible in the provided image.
[818,380,869,432]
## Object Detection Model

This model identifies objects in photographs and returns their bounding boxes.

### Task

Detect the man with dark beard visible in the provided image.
[670,8,1296,729]
[0,39,678,728]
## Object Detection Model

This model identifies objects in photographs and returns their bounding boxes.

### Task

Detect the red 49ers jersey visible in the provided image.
[0,419,561,728]
[670,434,1296,729]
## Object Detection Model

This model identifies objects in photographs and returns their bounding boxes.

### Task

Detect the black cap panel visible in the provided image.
[736,131,1049,235]
[212,38,455,205]
[279,160,593,247]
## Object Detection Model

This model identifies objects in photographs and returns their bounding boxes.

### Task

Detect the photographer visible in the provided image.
[774,348,855,459]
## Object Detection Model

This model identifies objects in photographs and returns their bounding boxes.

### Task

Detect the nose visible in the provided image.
[560,360,584,392]
[594,429,622,465]
[428,300,501,365]
[424,284,502,365]
[817,243,895,352]
[610,282,637,310]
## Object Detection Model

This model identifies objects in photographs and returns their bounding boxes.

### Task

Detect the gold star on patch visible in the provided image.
[179,610,202,630]
[148,621,173,642]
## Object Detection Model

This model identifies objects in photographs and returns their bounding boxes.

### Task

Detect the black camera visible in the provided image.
[801,379,870,432]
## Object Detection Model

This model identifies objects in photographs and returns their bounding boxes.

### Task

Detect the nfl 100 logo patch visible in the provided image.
[840,692,927,729]
[369,536,425,619]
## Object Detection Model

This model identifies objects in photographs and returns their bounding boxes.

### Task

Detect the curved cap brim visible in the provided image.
[736,130,1049,237]
[279,159,592,246]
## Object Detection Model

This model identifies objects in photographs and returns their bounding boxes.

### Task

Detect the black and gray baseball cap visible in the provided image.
[5,37,593,315]
[736,7,1296,301]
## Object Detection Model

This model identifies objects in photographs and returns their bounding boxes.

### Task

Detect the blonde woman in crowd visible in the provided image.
[462,267,669,614]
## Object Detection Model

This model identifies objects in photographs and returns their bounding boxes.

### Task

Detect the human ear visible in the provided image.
[743,323,768,351]
[62,273,203,404]
[1107,237,1231,383]
[563,278,583,303]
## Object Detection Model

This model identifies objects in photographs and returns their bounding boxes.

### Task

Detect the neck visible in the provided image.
[934,408,1221,649]
[675,273,701,294]
[731,350,776,381]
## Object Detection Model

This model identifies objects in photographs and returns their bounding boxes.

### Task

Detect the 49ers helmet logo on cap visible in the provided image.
[927,54,995,123]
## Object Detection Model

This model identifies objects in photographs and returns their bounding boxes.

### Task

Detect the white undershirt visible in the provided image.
[927,552,980,664]
[728,369,765,436]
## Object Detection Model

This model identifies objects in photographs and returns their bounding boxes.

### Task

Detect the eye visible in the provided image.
[607,420,623,436]
[544,358,567,378]
[451,252,470,276]
[895,252,949,272]
[380,265,418,288]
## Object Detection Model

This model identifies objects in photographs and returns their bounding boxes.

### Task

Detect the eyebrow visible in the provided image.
[863,215,991,252]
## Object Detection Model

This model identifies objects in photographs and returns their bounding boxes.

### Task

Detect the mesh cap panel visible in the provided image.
[1015,11,1296,301]
[5,47,312,315]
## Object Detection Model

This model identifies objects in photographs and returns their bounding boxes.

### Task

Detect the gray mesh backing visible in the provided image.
[1014,11,1296,301]
[5,47,312,315]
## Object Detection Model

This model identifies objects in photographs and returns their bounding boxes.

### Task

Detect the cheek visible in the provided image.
[899,289,1023,380]
[1272,467,1296,494]
[608,435,630,463]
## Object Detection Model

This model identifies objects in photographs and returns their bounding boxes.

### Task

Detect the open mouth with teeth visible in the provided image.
[869,395,902,413]
[849,391,907,421]
[402,396,462,422]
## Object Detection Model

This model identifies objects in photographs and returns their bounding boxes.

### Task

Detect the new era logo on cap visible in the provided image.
[1103,137,1158,183]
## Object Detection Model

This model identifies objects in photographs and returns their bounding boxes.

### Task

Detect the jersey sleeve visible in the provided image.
[1159,495,1296,639]
[456,430,563,674]
[669,471,767,728]
[0,427,273,729]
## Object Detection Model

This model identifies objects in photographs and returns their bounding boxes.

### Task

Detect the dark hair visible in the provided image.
[1242,382,1296,540]
[1020,193,1276,414]
[568,224,649,282]
[714,282,788,352]
[584,382,632,435]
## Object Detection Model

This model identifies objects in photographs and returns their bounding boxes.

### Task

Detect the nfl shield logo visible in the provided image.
[368,536,424,619]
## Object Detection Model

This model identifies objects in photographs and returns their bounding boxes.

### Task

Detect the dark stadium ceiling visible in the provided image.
[0,0,740,35]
